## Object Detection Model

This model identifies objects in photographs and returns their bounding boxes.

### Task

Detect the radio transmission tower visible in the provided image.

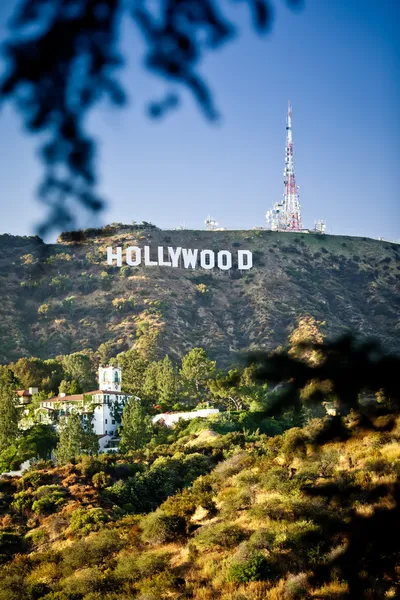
[266,102,303,231]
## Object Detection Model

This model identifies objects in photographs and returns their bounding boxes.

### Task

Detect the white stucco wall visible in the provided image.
[152,408,220,427]
[92,402,119,436]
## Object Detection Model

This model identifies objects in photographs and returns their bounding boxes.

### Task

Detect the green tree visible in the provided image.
[59,352,97,391]
[209,367,268,411]
[120,398,152,452]
[142,362,160,404]
[55,413,98,464]
[158,355,178,408]
[11,356,64,394]
[0,366,19,453]
[17,424,58,462]
[97,342,112,367]
[115,349,149,397]
[59,379,81,395]
[181,348,216,402]
[42,359,64,393]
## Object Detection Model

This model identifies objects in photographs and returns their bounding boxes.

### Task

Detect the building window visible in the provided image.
[105,419,108,424]
[112,420,115,425]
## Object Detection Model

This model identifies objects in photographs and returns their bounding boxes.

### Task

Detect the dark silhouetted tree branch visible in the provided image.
[0,0,302,235]
[247,335,400,598]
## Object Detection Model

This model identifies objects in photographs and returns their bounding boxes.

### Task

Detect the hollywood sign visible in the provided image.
[107,246,253,270]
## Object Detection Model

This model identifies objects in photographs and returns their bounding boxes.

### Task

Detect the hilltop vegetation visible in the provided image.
[0,225,399,364]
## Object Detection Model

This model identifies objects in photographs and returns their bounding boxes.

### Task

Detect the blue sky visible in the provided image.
[0,0,399,240]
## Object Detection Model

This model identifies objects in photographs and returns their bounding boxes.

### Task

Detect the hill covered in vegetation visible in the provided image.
[0,225,399,364]
[1,407,399,600]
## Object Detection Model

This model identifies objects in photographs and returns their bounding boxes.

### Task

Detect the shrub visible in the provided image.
[27,528,49,546]
[213,451,253,481]
[194,522,246,549]
[284,573,310,599]
[18,471,51,491]
[69,508,109,536]
[140,509,186,544]
[261,466,295,493]
[114,553,138,581]
[248,528,275,551]
[78,455,103,478]
[281,427,308,461]
[61,566,104,596]
[219,487,253,514]
[364,457,392,475]
[49,275,71,291]
[63,529,124,572]
[12,490,33,513]
[228,552,270,583]
[31,485,67,515]
[195,283,208,294]
[20,253,35,265]
[38,303,51,315]
[274,520,322,551]
[115,549,170,583]
[250,497,292,521]
[160,489,197,520]
[136,550,171,578]
[92,471,112,489]
[112,297,135,312]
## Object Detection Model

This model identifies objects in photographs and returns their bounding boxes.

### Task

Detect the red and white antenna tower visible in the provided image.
[267,102,303,231]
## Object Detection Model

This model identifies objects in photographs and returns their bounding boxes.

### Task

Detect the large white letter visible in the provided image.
[107,247,123,267]
[182,248,198,269]
[238,250,253,270]
[126,246,141,266]
[218,250,232,271]
[200,250,215,270]
[158,246,172,267]
[144,246,158,266]
[168,247,182,268]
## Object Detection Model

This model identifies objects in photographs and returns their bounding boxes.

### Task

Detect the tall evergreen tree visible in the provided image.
[0,366,19,453]
[142,362,160,404]
[120,398,151,452]
[55,413,98,464]
[114,349,149,397]
[158,355,178,407]
[181,348,216,403]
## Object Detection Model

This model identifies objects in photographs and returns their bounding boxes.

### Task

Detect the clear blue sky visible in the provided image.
[0,0,399,240]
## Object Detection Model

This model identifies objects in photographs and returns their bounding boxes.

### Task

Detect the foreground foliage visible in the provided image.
[0,406,399,599]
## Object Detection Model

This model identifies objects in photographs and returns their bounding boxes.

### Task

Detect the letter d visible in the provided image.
[238,250,253,270]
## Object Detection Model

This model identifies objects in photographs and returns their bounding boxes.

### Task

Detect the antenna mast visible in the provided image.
[267,102,303,231]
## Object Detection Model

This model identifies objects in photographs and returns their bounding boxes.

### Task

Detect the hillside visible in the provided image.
[0,410,399,599]
[0,226,399,364]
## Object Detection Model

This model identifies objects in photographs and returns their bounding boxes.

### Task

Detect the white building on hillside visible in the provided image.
[39,366,134,442]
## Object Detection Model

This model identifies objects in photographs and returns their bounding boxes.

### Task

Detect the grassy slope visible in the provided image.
[0,228,399,364]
